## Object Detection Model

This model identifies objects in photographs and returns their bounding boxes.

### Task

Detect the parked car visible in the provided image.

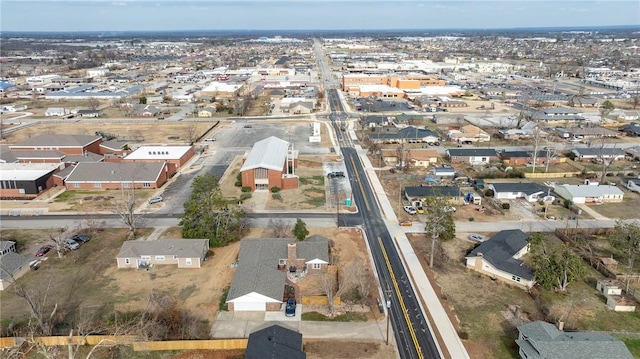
[443,206,457,213]
[399,220,413,227]
[35,245,52,257]
[149,195,164,204]
[65,239,80,250]
[468,234,486,243]
[71,234,91,243]
[285,298,297,317]
[205,137,216,141]
[403,205,417,215]
[243,124,253,128]
[327,171,345,179]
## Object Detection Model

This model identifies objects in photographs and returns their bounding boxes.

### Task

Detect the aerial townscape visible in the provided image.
[1,1,640,359]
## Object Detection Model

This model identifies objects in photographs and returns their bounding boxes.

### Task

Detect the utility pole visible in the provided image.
[386,287,392,345]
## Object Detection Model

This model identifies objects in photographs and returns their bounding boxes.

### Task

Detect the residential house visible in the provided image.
[240,136,298,192]
[432,166,456,179]
[488,182,548,202]
[446,148,498,165]
[369,126,439,144]
[45,107,70,117]
[532,107,586,124]
[625,177,640,193]
[380,149,400,166]
[245,325,306,359]
[625,146,640,159]
[0,252,31,290]
[571,147,627,162]
[0,241,16,256]
[227,236,329,312]
[75,109,102,118]
[10,134,103,156]
[497,121,546,141]
[610,109,640,122]
[0,162,60,199]
[404,186,463,204]
[198,107,217,117]
[567,127,618,140]
[409,149,439,168]
[553,184,624,204]
[618,122,640,137]
[132,104,162,117]
[499,150,564,167]
[465,229,535,289]
[64,162,170,190]
[447,124,491,143]
[116,239,209,269]
[290,101,314,114]
[516,320,633,359]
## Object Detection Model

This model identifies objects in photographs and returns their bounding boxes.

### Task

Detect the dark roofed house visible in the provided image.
[0,252,31,290]
[465,229,534,289]
[619,122,640,137]
[571,147,627,161]
[499,150,563,167]
[227,236,329,312]
[446,148,498,164]
[489,182,548,202]
[404,185,462,203]
[245,325,306,359]
[516,321,633,359]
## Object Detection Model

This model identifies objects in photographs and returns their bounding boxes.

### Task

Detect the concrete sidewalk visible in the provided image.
[211,311,387,341]
[356,143,470,359]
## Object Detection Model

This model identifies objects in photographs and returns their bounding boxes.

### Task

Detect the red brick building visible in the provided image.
[240,136,298,191]
[64,162,170,190]
[9,134,102,156]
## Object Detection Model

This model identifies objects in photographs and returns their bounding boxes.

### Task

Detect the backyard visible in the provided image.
[407,231,640,359]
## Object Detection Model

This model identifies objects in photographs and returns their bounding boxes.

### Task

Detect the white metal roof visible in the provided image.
[0,163,61,181]
[125,146,192,160]
[556,184,624,198]
[241,136,289,172]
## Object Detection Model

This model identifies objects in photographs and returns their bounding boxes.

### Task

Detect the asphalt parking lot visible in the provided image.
[355,98,414,113]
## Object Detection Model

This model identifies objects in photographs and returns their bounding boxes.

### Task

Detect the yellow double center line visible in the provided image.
[349,155,370,211]
[378,237,424,359]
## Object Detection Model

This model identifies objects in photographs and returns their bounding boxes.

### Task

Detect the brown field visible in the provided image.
[3,121,214,144]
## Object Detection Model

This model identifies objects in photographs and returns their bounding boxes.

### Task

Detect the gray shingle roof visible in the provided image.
[405,186,461,198]
[516,321,633,359]
[241,136,290,172]
[12,134,101,148]
[0,145,18,163]
[0,252,30,281]
[467,229,534,280]
[572,147,627,157]
[245,324,306,359]
[12,150,66,159]
[447,148,498,157]
[63,152,105,163]
[116,239,208,259]
[66,162,165,183]
[0,241,16,253]
[227,237,329,302]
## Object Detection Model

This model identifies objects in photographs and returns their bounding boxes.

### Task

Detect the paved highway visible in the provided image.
[316,36,439,358]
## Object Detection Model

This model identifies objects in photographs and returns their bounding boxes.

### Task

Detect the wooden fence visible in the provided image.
[524,171,581,179]
[0,336,247,352]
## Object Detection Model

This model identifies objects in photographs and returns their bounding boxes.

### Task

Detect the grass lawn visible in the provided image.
[615,335,640,358]
[589,193,640,219]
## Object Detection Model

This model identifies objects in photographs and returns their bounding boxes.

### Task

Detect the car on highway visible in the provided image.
[468,234,487,243]
[285,298,296,317]
[243,124,253,128]
[35,245,52,257]
[403,205,417,215]
[149,195,164,204]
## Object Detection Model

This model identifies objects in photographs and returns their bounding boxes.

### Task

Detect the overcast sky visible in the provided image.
[2,0,639,32]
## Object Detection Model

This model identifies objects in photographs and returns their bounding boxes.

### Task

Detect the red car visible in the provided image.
[35,245,52,257]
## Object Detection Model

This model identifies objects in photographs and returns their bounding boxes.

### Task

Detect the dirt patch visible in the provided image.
[406,233,541,359]
[3,121,212,145]
[305,340,397,359]
[170,349,244,359]
[108,240,240,323]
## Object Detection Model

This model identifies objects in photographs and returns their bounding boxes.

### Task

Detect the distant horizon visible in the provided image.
[2,24,639,36]
[2,1,639,33]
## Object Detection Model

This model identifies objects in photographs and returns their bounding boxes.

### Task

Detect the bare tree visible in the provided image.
[114,187,143,240]
[87,98,100,111]
[530,123,545,174]
[316,263,357,315]
[595,137,617,183]
[49,227,69,259]
[13,279,58,336]
[544,134,560,173]
[184,122,199,144]
[268,218,292,238]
